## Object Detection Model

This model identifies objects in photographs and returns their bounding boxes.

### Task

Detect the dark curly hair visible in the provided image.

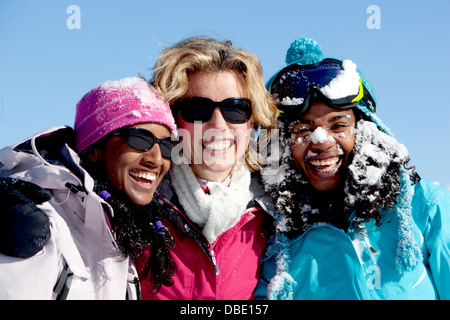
[80,132,175,294]
[94,178,175,293]
[263,111,415,238]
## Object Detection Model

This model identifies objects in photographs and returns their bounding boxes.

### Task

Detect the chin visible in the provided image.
[127,190,155,207]
[310,178,341,191]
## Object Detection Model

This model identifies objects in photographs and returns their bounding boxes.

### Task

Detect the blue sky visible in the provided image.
[1,0,449,189]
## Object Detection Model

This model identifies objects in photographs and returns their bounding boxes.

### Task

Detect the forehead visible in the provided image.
[185,71,246,100]
[298,102,355,124]
[130,122,171,137]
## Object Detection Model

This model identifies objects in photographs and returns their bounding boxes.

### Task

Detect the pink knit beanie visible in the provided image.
[74,77,177,153]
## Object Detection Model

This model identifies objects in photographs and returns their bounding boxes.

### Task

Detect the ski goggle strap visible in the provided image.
[269,58,376,117]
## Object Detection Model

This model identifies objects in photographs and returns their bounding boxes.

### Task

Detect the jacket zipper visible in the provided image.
[199,211,258,277]
[156,193,259,278]
[209,248,220,276]
[206,211,255,277]
[156,193,222,275]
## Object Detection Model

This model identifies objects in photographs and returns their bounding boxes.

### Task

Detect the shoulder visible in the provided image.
[249,172,275,218]
[0,126,76,174]
[411,178,450,232]
[412,179,450,208]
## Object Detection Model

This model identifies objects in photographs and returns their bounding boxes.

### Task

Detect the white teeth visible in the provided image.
[203,140,232,151]
[129,171,156,181]
[315,166,336,173]
[309,157,340,167]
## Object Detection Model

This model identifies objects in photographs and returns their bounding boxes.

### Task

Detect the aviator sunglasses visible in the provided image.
[112,127,174,159]
[172,97,253,124]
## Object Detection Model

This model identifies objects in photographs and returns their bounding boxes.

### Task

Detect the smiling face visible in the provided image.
[290,102,356,191]
[93,122,171,206]
[177,71,254,182]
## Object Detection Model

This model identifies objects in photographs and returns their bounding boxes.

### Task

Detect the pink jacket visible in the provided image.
[136,175,273,300]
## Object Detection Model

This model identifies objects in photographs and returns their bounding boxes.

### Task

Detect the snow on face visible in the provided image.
[306,126,335,144]
[264,117,409,195]
[293,127,336,146]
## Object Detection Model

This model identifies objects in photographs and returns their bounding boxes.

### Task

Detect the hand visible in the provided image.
[0,178,51,258]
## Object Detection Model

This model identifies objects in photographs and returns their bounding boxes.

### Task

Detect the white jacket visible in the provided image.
[0,127,140,299]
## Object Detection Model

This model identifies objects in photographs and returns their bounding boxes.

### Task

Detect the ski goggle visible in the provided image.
[269,58,376,118]
[172,97,253,124]
[113,127,174,159]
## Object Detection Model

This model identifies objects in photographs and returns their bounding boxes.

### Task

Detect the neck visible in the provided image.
[190,165,232,183]
[170,163,252,244]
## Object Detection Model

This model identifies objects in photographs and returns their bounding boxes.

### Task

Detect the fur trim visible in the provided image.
[267,230,297,300]
[262,117,423,272]
[394,167,423,271]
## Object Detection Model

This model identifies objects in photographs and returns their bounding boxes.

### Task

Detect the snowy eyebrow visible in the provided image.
[328,114,353,123]
[296,114,352,125]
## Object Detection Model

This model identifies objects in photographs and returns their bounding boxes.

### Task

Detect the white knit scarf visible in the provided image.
[170,163,252,244]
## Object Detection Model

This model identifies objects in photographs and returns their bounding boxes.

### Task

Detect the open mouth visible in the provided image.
[129,170,157,187]
[202,139,234,151]
[307,155,343,174]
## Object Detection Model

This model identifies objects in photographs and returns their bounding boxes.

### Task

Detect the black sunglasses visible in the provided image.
[112,127,174,159]
[172,97,252,124]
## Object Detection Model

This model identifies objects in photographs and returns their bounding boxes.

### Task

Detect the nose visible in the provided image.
[207,107,228,131]
[308,127,336,151]
[142,143,165,167]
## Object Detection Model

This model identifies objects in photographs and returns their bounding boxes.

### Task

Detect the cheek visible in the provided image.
[291,141,308,170]
[161,158,171,176]
[102,150,133,188]
[177,122,199,157]
[336,134,355,158]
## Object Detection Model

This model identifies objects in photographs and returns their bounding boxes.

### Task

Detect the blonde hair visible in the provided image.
[151,36,278,171]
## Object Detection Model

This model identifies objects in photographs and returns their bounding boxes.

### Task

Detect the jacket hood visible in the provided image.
[0,126,90,191]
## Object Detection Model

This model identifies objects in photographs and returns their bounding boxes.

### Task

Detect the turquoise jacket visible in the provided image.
[255,179,450,300]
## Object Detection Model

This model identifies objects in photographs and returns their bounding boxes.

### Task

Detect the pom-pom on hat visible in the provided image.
[285,37,324,65]
[74,77,177,153]
[271,37,388,134]
[268,37,422,272]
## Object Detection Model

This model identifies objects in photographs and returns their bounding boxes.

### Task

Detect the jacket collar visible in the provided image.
[1,126,113,230]
[156,169,276,221]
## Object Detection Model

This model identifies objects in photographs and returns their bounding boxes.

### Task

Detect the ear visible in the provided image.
[87,148,103,162]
